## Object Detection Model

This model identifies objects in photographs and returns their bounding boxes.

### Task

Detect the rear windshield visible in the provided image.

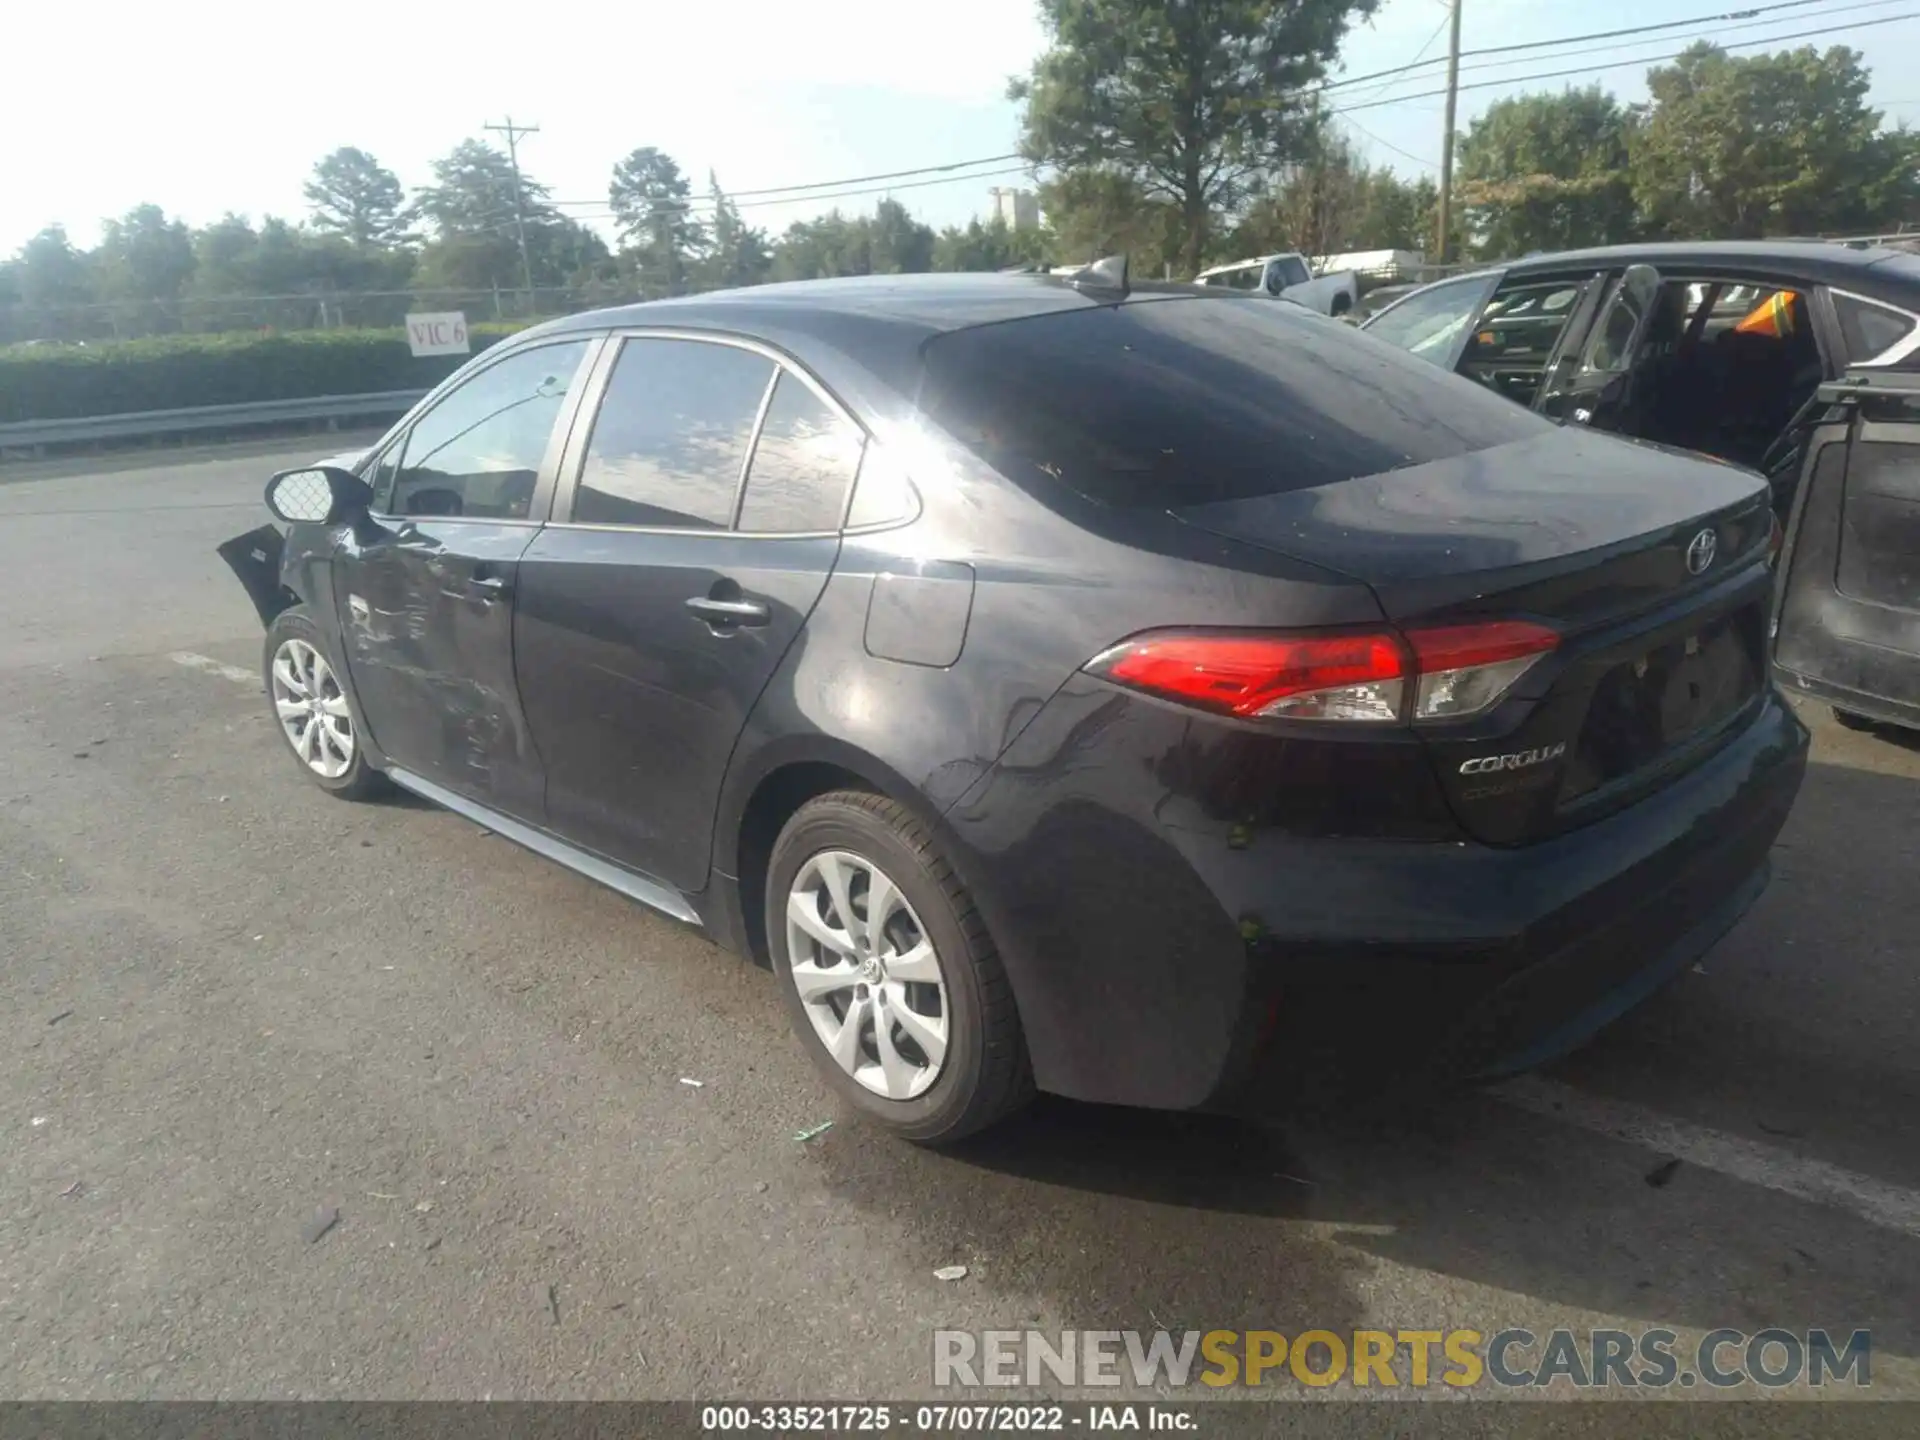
[917,295,1549,508]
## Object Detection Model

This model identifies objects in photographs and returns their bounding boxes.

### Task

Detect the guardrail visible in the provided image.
[0,389,427,456]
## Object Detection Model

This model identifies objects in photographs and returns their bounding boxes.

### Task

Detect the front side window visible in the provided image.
[735,373,865,533]
[571,338,775,529]
[383,341,592,519]
[1362,273,1499,364]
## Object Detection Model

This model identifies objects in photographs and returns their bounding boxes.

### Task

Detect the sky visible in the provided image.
[6,0,1920,256]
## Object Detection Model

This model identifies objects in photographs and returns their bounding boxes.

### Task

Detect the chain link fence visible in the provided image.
[0,285,639,347]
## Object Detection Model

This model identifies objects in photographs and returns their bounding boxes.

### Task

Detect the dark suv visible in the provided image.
[222,270,1808,1141]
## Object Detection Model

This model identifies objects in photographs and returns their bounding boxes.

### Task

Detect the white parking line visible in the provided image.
[1495,1075,1920,1239]
[169,651,258,688]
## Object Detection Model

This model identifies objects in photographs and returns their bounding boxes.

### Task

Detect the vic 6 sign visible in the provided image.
[406,311,471,358]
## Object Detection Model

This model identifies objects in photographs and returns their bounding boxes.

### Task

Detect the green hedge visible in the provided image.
[0,323,529,425]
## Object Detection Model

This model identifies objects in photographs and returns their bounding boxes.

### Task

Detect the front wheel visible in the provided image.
[263,607,389,800]
[767,791,1032,1143]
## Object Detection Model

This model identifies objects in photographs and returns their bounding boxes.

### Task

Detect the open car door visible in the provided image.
[1772,368,1920,730]
[1534,263,1662,428]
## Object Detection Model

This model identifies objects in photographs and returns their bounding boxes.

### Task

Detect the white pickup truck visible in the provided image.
[1194,252,1360,317]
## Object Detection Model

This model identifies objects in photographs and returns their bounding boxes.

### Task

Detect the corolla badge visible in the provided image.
[1460,742,1567,776]
[1685,527,1718,575]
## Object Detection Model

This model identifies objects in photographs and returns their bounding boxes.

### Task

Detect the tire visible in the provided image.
[262,606,389,801]
[1330,293,1353,317]
[1833,707,1878,733]
[766,790,1032,1143]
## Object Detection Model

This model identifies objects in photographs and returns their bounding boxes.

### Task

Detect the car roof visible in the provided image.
[516,272,1249,428]
[1501,239,1920,288]
[536,272,1215,340]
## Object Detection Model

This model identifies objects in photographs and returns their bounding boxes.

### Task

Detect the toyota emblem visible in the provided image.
[1685,528,1718,575]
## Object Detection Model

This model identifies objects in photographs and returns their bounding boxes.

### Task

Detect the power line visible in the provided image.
[1343,9,1453,106]
[1331,10,1920,114]
[547,152,1025,210]
[1318,0,1837,94]
[1336,113,1440,169]
[1411,0,1909,90]
[553,165,1038,225]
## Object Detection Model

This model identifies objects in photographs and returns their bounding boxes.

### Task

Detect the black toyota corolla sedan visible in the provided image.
[221,266,1808,1142]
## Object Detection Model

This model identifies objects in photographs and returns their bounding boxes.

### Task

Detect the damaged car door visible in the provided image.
[335,337,598,820]
[1773,368,1920,731]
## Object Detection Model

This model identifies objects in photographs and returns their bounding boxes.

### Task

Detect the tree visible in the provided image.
[1228,127,1442,263]
[1010,0,1381,275]
[189,214,261,296]
[867,198,936,274]
[413,140,579,293]
[1632,44,1919,239]
[12,224,93,306]
[304,147,413,249]
[768,201,940,281]
[93,204,195,302]
[1456,87,1640,258]
[771,211,872,281]
[703,173,772,291]
[608,147,707,297]
[932,216,1050,272]
[1354,169,1440,252]
[1037,170,1181,273]
[1240,125,1371,262]
[414,139,552,236]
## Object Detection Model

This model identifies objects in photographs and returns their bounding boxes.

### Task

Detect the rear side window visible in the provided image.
[571,337,774,529]
[1833,292,1918,363]
[918,295,1548,508]
[736,373,865,532]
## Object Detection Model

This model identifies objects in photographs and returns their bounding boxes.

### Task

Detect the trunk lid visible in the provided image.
[1173,427,1777,844]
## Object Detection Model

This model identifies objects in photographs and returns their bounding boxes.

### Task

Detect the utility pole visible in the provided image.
[484,116,540,306]
[1436,0,1463,264]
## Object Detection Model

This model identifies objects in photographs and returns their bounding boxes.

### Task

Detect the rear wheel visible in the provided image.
[263,607,388,800]
[767,791,1031,1143]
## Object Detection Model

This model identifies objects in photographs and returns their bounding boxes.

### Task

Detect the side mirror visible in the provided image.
[264,466,373,525]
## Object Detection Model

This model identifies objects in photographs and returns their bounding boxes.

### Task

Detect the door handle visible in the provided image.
[467,573,512,602]
[685,595,770,627]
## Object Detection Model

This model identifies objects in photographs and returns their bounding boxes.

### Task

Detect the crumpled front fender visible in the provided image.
[216,524,293,629]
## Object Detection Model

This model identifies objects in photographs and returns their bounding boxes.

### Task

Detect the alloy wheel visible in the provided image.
[270,638,356,780]
[786,849,950,1100]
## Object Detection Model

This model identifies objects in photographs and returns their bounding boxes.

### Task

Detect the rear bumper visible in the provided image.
[949,685,1809,1111]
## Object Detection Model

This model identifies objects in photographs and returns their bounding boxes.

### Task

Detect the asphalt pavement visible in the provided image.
[2,440,1918,1408]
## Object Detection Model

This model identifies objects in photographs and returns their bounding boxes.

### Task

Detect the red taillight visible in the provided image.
[1403,620,1558,720]
[1403,621,1559,672]
[1086,631,1408,721]
[1086,620,1559,724]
